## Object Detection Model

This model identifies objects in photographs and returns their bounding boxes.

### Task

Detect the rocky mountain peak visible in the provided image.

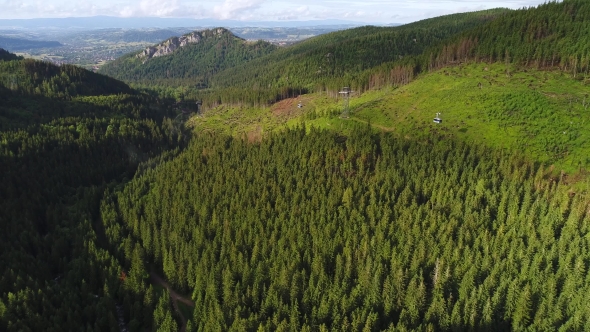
[137,28,231,61]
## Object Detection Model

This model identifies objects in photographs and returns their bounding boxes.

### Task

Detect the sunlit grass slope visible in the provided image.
[349,63,590,172]
[191,62,590,173]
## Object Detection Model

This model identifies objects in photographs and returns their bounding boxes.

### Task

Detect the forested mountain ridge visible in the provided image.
[104,8,510,105]
[98,27,277,88]
[136,28,229,61]
[326,0,590,95]
[418,0,590,72]
[0,58,133,98]
[0,50,188,331]
[0,57,147,129]
[0,48,23,61]
[152,0,590,107]
[208,8,511,90]
[350,0,590,97]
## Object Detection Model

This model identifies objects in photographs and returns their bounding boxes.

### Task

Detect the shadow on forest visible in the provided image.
[0,85,175,131]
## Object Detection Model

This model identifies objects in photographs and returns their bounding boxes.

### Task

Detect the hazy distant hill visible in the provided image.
[59,28,193,44]
[0,36,62,51]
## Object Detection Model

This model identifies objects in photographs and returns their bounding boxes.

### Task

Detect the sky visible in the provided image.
[0,0,556,24]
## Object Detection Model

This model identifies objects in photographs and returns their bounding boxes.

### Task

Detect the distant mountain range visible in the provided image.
[0,16,385,29]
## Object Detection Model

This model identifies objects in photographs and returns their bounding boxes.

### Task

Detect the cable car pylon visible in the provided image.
[339,87,354,118]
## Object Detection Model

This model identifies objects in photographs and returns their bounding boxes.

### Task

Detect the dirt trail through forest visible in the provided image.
[150,272,195,332]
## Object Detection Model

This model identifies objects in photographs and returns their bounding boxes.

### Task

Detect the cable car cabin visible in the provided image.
[433,113,442,123]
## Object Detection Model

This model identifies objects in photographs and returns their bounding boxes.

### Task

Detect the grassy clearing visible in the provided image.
[190,62,590,173]
[350,63,590,172]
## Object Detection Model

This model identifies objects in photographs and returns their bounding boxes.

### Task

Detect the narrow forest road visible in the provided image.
[150,272,195,332]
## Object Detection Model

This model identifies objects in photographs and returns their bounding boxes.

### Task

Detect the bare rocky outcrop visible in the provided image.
[137,28,230,61]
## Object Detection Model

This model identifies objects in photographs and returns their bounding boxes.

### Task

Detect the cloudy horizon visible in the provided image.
[0,0,557,24]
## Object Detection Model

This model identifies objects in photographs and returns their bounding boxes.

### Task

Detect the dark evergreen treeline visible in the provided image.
[208,8,509,90]
[0,87,174,130]
[428,0,590,72]
[99,28,277,88]
[101,125,590,331]
[0,48,23,62]
[0,52,184,331]
[296,0,590,100]
[0,116,173,332]
[356,0,590,94]
[0,57,187,130]
[0,59,134,99]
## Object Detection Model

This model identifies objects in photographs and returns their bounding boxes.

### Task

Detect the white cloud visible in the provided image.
[117,0,205,17]
[0,0,557,22]
[213,0,267,20]
[273,6,310,21]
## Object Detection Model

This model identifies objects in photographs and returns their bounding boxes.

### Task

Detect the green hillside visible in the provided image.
[197,0,590,106]
[4,1,590,331]
[100,125,590,331]
[0,58,148,129]
[98,9,509,105]
[0,58,133,98]
[99,28,277,88]
[209,8,510,89]
[195,9,510,105]
[190,62,590,173]
[0,51,187,331]
[347,63,590,172]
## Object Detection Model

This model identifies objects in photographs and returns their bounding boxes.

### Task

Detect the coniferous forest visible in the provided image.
[3,0,590,331]
[102,126,590,331]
